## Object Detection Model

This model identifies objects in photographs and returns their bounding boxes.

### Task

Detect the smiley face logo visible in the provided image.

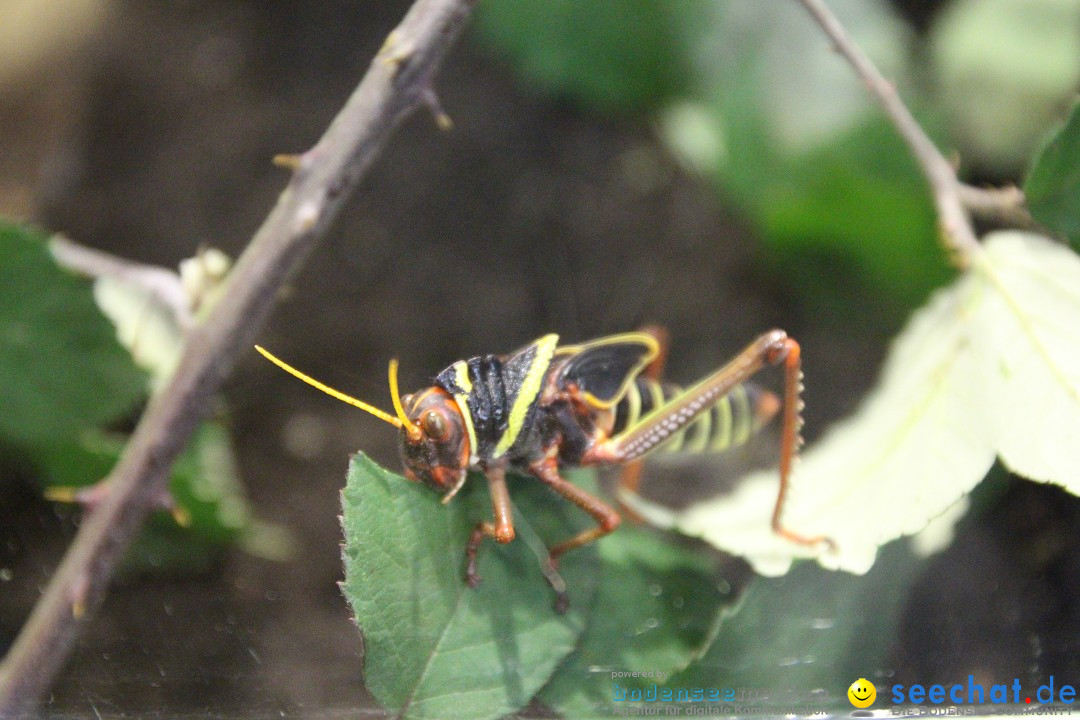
[848,678,876,708]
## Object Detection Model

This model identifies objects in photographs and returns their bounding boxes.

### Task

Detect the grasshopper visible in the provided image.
[257,328,821,609]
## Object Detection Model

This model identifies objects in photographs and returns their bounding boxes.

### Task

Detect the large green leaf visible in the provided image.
[626,232,1080,576]
[670,540,925,716]
[972,233,1080,487]
[0,221,145,446]
[341,454,599,720]
[625,269,992,575]
[1025,99,1080,246]
[539,527,732,717]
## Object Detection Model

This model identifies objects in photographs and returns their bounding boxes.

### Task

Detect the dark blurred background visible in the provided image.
[2,0,1079,715]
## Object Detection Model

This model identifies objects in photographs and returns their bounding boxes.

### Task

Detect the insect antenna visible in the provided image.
[255,345,406,431]
[388,358,423,442]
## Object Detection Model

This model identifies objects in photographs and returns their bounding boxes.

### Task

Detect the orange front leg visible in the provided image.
[464,465,514,588]
[465,460,582,612]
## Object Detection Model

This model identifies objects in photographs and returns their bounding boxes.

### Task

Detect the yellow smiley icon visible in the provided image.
[848,678,876,708]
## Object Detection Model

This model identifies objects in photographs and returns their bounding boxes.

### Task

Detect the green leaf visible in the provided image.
[171,421,251,544]
[92,275,183,387]
[624,232,1080,577]
[539,527,732,717]
[341,454,599,720]
[1025,99,1080,246]
[474,0,691,114]
[85,246,233,388]
[625,269,993,576]
[0,221,145,446]
[971,232,1080,489]
[38,424,244,544]
[672,541,925,715]
[931,0,1080,171]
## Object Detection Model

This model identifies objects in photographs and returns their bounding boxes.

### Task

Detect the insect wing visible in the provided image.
[555,333,659,409]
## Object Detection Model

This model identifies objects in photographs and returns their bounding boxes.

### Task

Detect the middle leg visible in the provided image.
[529,456,622,564]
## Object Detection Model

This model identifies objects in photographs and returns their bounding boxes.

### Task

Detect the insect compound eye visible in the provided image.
[422,410,448,441]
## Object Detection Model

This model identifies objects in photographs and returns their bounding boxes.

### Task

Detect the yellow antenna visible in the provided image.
[255,345,403,429]
[388,358,422,442]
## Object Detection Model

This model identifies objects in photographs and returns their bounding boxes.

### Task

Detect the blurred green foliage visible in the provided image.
[35,423,258,570]
[670,540,924,712]
[1026,100,1080,246]
[931,0,1080,172]
[0,220,285,569]
[476,0,693,113]
[0,223,145,445]
[475,0,1080,316]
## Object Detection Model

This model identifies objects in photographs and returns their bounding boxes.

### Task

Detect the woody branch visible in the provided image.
[0,0,477,713]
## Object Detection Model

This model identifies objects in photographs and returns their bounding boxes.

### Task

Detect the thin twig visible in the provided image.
[49,235,194,329]
[0,0,476,713]
[796,0,982,265]
[958,183,1042,231]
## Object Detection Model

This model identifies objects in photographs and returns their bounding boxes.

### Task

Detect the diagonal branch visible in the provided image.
[0,0,477,713]
[796,0,983,265]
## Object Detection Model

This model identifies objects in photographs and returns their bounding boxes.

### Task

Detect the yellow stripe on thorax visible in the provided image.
[451,360,480,465]
[492,334,559,459]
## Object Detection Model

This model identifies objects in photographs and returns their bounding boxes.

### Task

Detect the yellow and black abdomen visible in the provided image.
[611,377,775,456]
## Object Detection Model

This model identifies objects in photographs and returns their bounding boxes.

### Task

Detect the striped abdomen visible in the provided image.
[611,377,776,455]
